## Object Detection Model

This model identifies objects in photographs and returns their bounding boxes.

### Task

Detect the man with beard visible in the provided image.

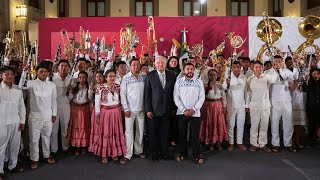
[174,63,205,164]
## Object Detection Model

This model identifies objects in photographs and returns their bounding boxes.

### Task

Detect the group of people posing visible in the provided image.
[1,52,320,179]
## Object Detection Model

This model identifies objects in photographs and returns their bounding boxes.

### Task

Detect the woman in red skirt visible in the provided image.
[67,71,91,155]
[200,69,228,150]
[89,69,127,164]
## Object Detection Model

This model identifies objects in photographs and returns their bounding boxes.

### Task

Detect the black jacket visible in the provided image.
[144,70,176,116]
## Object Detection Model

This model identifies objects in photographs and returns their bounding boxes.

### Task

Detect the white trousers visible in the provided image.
[124,111,145,160]
[227,108,246,144]
[50,106,70,152]
[0,123,21,174]
[271,101,293,147]
[250,108,270,148]
[29,118,52,161]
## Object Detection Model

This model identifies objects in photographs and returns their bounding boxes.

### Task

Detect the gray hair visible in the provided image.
[155,56,167,63]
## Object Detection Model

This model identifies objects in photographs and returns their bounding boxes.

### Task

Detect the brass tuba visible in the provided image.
[294,15,320,62]
[79,26,85,52]
[60,29,72,61]
[120,24,139,57]
[256,12,283,61]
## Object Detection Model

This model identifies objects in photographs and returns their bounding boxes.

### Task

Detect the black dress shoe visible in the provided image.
[151,155,159,161]
[161,154,173,160]
[9,166,24,173]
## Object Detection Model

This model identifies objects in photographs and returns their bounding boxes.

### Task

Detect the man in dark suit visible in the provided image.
[144,56,176,161]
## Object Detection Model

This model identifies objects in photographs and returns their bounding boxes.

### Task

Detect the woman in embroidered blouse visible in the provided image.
[90,70,127,164]
[66,71,91,155]
[200,69,228,150]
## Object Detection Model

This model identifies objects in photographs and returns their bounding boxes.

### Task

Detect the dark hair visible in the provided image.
[0,66,15,74]
[237,57,244,60]
[77,58,87,65]
[253,60,263,66]
[167,56,181,75]
[188,56,195,60]
[273,55,282,59]
[206,69,218,95]
[72,71,89,94]
[232,61,240,66]
[140,64,148,69]
[243,57,250,62]
[143,53,149,57]
[285,56,293,62]
[309,68,320,85]
[183,62,194,70]
[41,60,53,66]
[105,69,116,77]
[57,59,71,68]
[217,54,224,58]
[129,58,140,66]
[182,58,188,63]
[250,60,255,64]
[35,64,50,72]
[9,60,20,67]
[264,61,272,66]
[95,70,104,77]
[116,61,127,67]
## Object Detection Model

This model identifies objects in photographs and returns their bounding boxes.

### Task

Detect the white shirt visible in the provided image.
[120,71,146,112]
[267,68,294,103]
[19,71,57,119]
[241,67,253,78]
[95,84,120,114]
[0,82,26,125]
[246,69,278,109]
[68,85,90,104]
[174,76,205,117]
[157,70,166,87]
[115,72,125,85]
[223,73,247,109]
[52,73,71,106]
[206,84,227,107]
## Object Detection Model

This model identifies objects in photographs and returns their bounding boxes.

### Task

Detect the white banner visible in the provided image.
[248,16,320,62]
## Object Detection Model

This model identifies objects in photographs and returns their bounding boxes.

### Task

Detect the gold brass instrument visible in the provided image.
[256,12,283,61]
[60,29,73,61]
[170,38,181,57]
[225,32,246,62]
[147,16,158,56]
[120,24,139,57]
[189,41,203,58]
[79,26,85,52]
[294,15,320,62]
[209,41,225,65]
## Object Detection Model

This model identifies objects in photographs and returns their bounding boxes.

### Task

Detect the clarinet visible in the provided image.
[93,37,101,71]
[54,44,61,65]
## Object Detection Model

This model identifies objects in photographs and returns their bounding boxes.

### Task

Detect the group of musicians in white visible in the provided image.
[0,52,320,179]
